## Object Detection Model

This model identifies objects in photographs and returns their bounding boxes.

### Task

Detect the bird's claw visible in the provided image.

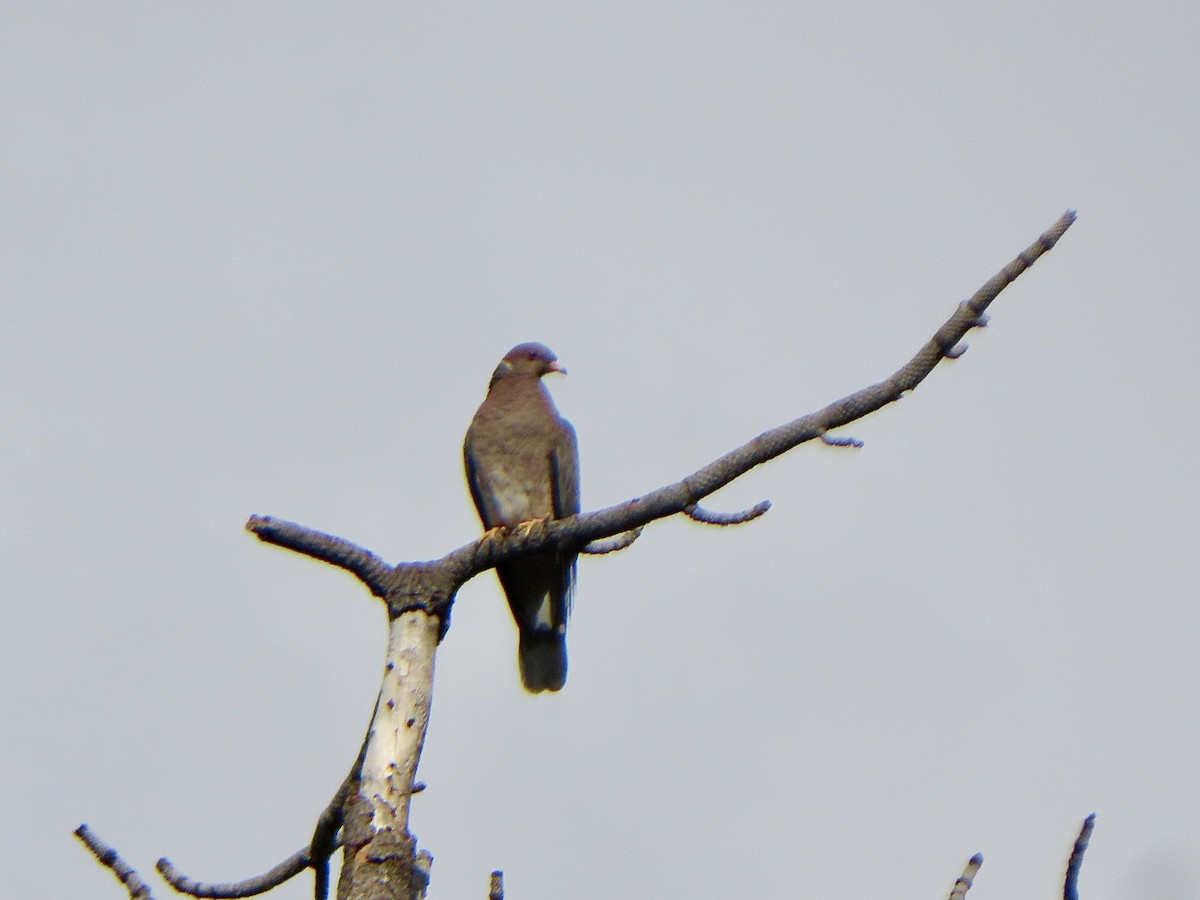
[481,525,508,541]
[514,517,548,538]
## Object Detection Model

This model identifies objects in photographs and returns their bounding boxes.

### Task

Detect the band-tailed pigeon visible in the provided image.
[464,342,580,692]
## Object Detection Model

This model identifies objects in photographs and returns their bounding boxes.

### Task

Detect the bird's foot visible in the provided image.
[481,525,508,542]
[514,517,548,538]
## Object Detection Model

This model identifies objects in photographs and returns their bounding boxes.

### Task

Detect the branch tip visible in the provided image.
[74,825,154,900]
[948,852,983,900]
[820,430,864,448]
[582,527,644,554]
[1065,813,1096,900]
[683,500,771,526]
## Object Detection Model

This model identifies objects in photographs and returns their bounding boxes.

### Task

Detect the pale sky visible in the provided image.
[3,4,1198,899]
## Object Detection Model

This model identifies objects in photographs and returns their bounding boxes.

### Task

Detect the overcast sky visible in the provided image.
[3,4,1198,899]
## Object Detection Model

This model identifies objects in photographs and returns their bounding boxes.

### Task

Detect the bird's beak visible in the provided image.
[549,361,567,375]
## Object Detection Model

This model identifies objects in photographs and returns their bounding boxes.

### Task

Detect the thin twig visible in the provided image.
[582,527,643,554]
[683,500,771,525]
[157,842,331,899]
[489,870,504,900]
[1064,813,1095,900]
[948,853,983,900]
[75,825,154,900]
[819,429,864,448]
[310,725,369,900]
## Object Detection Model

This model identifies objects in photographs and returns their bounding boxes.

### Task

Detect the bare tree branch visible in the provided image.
[948,853,983,900]
[79,213,1074,900]
[156,846,323,898]
[488,870,504,900]
[247,515,393,597]
[242,212,1078,900]
[443,209,1077,584]
[683,499,771,525]
[148,744,367,900]
[305,729,370,900]
[256,211,1076,605]
[581,527,643,554]
[1065,813,1096,900]
[75,825,154,900]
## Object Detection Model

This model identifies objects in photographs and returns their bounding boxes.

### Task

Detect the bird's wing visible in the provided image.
[464,441,502,529]
[549,417,580,618]
[550,417,581,519]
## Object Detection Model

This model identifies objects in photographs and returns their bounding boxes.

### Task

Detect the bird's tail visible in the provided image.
[519,629,567,693]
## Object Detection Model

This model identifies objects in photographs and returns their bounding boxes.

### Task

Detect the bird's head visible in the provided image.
[491,342,566,383]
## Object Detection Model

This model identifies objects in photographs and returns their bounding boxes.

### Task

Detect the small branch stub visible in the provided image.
[1065,813,1096,900]
[948,853,983,900]
[582,527,643,554]
[944,342,968,359]
[74,826,154,900]
[683,500,771,526]
[819,429,864,448]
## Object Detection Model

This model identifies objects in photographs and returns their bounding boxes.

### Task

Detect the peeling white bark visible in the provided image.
[360,609,439,834]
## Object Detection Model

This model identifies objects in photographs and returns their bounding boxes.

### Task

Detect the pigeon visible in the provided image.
[464,342,580,692]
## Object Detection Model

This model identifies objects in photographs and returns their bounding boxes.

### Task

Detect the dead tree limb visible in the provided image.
[948,853,983,900]
[252,210,1074,900]
[156,847,323,898]
[1065,813,1096,900]
[75,825,154,900]
[79,211,1076,900]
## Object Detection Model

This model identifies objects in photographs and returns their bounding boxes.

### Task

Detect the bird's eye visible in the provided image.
[527,351,538,360]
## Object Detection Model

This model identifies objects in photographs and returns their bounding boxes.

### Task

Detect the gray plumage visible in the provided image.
[464,342,579,692]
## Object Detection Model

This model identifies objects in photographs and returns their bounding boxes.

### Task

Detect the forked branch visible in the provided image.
[251,211,1077,603]
[79,212,1077,900]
